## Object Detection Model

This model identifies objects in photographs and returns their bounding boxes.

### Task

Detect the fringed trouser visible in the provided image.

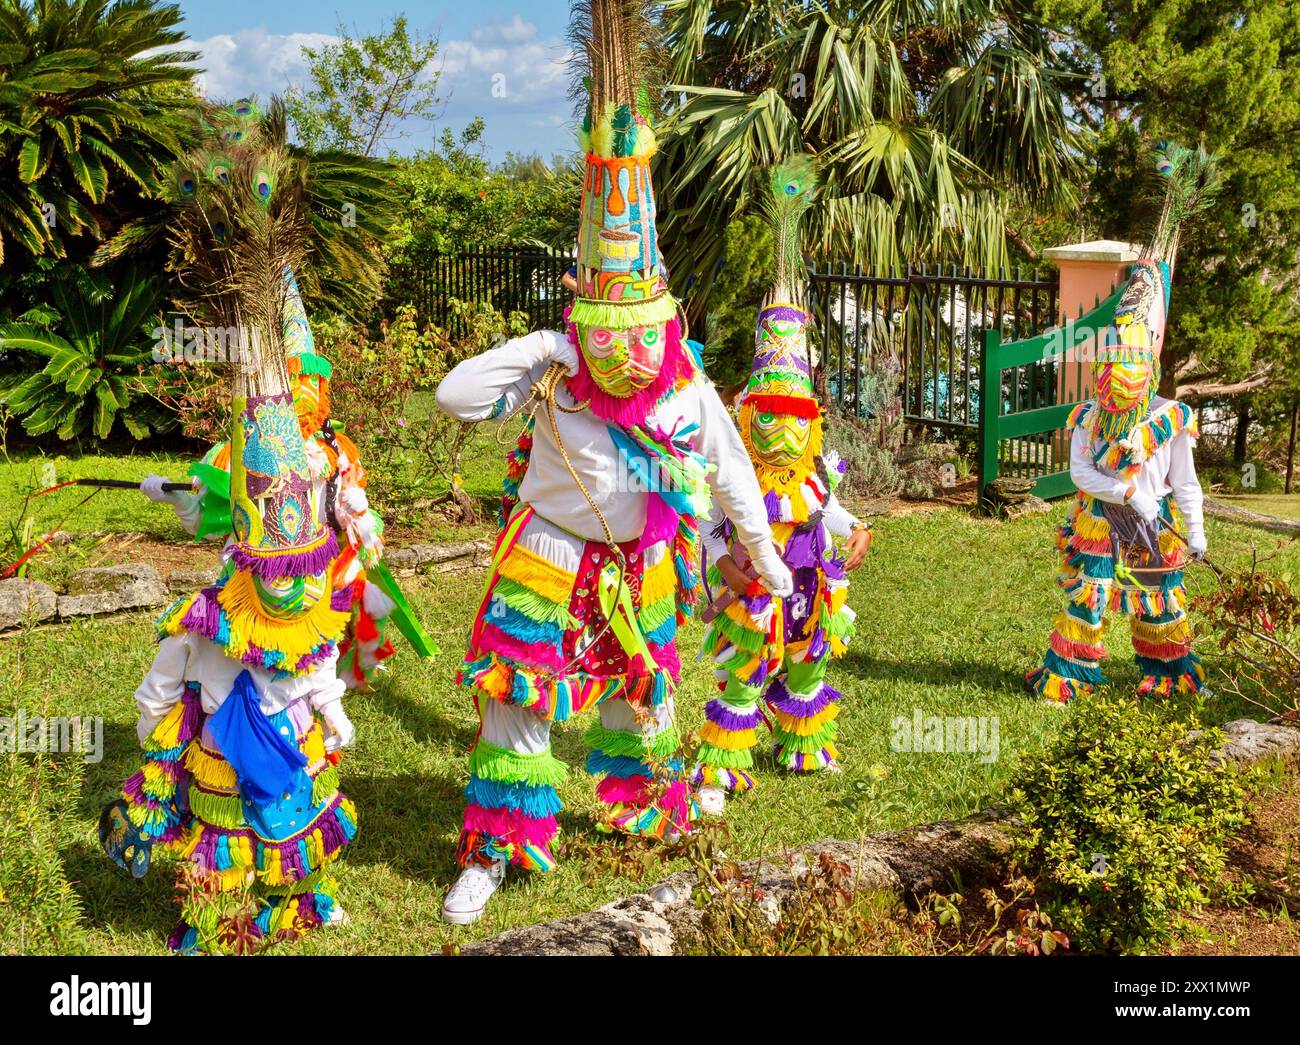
[694,552,854,791]
[120,684,357,953]
[1026,492,1206,703]
[456,509,696,873]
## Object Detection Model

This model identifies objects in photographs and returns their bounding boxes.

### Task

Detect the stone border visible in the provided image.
[457,719,1300,956]
[0,538,493,632]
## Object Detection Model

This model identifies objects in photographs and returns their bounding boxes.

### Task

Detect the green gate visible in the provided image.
[977,280,1126,506]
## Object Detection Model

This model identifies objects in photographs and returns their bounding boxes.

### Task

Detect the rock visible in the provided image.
[0,577,59,631]
[59,563,169,619]
[1002,495,1052,520]
[1210,719,1300,765]
[984,476,1037,504]
[167,567,218,593]
[385,546,419,576]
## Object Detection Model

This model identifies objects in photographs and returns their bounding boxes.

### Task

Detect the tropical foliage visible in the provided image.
[655,0,1084,301]
[0,0,198,264]
[0,265,165,440]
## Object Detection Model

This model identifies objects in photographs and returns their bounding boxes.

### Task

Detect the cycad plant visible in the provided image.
[656,0,1085,301]
[0,264,164,440]
[0,0,198,263]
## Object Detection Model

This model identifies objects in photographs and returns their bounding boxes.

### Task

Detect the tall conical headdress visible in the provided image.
[569,0,674,331]
[157,98,346,674]
[1097,143,1220,369]
[740,157,819,415]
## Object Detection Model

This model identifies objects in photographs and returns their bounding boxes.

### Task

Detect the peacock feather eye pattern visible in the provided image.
[177,171,197,198]
[253,168,274,205]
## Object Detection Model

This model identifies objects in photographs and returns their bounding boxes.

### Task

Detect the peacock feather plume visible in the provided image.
[162,96,310,398]
[759,154,818,306]
[1146,142,1221,266]
[569,0,660,158]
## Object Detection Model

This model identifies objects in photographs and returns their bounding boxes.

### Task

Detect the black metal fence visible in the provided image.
[409,248,1060,436]
[407,246,574,340]
[807,264,1059,434]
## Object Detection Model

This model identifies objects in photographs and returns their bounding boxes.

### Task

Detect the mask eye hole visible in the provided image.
[756,412,776,427]
[583,328,618,358]
[639,328,660,349]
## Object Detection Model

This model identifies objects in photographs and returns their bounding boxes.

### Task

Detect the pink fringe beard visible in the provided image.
[563,308,693,427]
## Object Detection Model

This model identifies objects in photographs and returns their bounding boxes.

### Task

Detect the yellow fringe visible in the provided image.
[772,702,839,736]
[700,721,757,751]
[640,553,676,608]
[1131,615,1192,643]
[496,544,576,606]
[217,569,349,669]
[147,699,191,751]
[1053,611,1106,643]
[184,741,239,791]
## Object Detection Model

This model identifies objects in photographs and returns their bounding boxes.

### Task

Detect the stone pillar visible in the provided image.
[1042,239,1140,404]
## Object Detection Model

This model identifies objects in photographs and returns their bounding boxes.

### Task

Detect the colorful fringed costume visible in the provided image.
[100,98,359,953]
[154,267,435,690]
[697,159,867,791]
[434,0,791,894]
[1027,144,1218,704]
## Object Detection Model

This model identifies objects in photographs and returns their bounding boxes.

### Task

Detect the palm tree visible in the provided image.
[0,0,199,264]
[655,0,1084,304]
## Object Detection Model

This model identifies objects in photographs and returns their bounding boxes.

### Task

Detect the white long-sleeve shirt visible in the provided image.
[436,330,791,594]
[1070,396,1205,541]
[133,630,346,744]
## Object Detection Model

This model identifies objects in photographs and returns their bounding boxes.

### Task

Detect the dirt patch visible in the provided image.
[1168,764,1300,956]
[82,536,224,576]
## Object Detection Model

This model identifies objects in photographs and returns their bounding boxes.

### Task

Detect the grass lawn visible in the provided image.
[1216,493,1300,522]
[2,491,1297,955]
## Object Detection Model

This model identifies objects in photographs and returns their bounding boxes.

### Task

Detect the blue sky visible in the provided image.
[174,1,574,161]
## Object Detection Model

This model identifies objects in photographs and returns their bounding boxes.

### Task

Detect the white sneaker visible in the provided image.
[696,784,727,816]
[441,861,506,925]
[824,760,844,775]
[324,904,350,927]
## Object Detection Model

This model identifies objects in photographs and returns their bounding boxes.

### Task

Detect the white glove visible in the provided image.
[548,335,580,377]
[340,485,369,517]
[751,552,794,598]
[1127,489,1160,525]
[318,700,355,753]
[140,474,174,503]
[1187,531,1207,558]
[142,473,196,507]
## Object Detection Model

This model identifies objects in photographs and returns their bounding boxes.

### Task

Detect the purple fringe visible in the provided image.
[229,529,339,581]
[706,698,762,732]
[763,489,781,520]
[179,588,224,641]
[330,586,353,612]
[767,679,842,719]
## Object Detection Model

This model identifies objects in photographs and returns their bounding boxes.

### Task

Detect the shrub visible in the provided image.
[323,300,528,523]
[1194,560,1300,719]
[1009,696,1249,953]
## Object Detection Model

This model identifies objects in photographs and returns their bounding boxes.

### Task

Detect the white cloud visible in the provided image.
[188,28,335,100]
[183,19,574,157]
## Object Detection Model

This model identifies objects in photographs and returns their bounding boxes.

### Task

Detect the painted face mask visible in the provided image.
[1096,360,1153,415]
[293,372,329,437]
[750,410,812,467]
[251,568,330,621]
[578,322,666,397]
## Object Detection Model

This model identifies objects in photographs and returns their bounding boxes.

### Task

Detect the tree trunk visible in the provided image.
[1233,404,1251,467]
